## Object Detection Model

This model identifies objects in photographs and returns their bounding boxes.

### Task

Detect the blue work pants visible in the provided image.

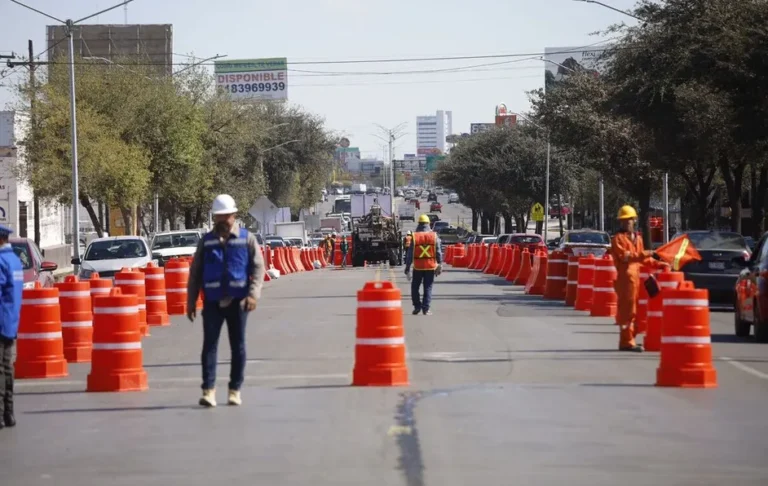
[201,299,248,391]
[411,270,435,311]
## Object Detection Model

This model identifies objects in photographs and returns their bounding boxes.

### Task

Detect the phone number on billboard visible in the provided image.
[222,82,286,94]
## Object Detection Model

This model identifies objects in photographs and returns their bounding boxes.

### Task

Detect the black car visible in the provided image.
[675,231,750,307]
[427,193,438,202]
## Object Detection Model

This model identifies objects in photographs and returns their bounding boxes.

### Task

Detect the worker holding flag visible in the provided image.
[610,205,670,352]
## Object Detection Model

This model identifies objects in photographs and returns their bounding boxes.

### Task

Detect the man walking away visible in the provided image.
[188,194,265,407]
[0,224,23,429]
[340,237,349,268]
[404,214,442,315]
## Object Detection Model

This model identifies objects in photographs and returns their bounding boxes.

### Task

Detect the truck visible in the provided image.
[351,194,393,219]
[350,183,367,194]
[273,221,307,247]
[397,203,415,221]
[320,217,344,233]
[351,203,402,267]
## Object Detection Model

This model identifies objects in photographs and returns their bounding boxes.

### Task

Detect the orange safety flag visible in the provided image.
[654,234,702,271]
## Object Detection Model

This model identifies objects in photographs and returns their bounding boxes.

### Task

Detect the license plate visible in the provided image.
[708,261,725,270]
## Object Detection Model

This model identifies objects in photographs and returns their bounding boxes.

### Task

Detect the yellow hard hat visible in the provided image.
[418,214,431,224]
[617,205,638,220]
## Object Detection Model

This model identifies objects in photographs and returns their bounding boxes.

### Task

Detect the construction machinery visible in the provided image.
[352,201,402,267]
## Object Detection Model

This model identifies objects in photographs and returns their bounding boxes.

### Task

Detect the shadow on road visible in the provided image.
[24,405,199,414]
[16,389,86,396]
[711,333,753,344]
[274,384,350,390]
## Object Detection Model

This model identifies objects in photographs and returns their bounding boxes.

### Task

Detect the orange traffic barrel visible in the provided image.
[574,255,596,311]
[164,258,189,315]
[525,250,548,295]
[180,257,202,309]
[565,256,580,306]
[505,246,522,282]
[445,245,454,265]
[495,245,509,277]
[141,262,169,327]
[87,287,148,392]
[483,245,499,274]
[544,251,568,300]
[590,255,618,317]
[636,265,653,334]
[513,248,532,285]
[15,283,68,379]
[475,244,489,270]
[352,281,409,386]
[115,268,148,337]
[55,275,93,363]
[89,273,112,312]
[656,282,717,388]
[645,269,685,351]
[452,245,468,268]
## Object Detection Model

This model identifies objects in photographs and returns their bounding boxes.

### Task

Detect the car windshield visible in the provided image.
[685,232,747,251]
[510,235,542,244]
[437,227,458,235]
[85,239,147,261]
[567,232,610,244]
[152,232,200,250]
[266,239,284,248]
[11,243,33,269]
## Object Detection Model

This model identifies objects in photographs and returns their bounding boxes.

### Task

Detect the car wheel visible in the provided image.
[734,295,751,338]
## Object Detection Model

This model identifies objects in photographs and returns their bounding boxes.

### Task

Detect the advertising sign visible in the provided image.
[495,114,517,127]
[544,46,609,91]
[214,58,288,100]
[470,123,495,134]
[425,155,446,173]
[417,147,442,156]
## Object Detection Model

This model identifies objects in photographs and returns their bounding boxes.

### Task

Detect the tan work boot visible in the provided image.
[228,390,242,406]
[199,388,216,407]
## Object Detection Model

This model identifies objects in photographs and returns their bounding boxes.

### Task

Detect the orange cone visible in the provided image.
[87,288,148,392]
[88,273,112,312]
[164,258,189,316]
[55,275,93,363]
[115,268,149,337]
[656,282,717,388]
[352,281,409,386]
[141,262,170,327]
[15,283,68,379]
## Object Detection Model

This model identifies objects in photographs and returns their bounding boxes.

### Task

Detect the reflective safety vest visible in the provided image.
[412,231,437,271]
[202,228,250,301]
[0,244,23,339]
[405,235,412,248]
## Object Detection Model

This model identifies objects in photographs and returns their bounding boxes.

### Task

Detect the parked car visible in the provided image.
[10,237,58,289]
[676,231,749,308]
[426,214,441,228]
[73,236,155,280]
[150,230,202,267]
[734,232,768,341]
[430,202,442,213]
[504,233,547,254]
[264,236,287,249]
[556,229,611,257]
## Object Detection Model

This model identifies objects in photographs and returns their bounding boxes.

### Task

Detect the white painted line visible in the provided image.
[722,357,768,381]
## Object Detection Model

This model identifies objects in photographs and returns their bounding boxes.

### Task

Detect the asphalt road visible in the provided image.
[2,199,764,485]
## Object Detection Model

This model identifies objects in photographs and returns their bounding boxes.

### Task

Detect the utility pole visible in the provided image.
[28,40,41,247]
[374,122,407,218]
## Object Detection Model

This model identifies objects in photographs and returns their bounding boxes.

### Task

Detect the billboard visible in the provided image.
[214,58,288,100]
[417,147,442,156]
[470,123,495,134]
[544,46,609,91]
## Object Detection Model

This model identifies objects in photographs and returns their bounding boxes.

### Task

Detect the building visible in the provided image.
[46,24,173,75]
[335,146,361,171]
[0,111,71,268]
[416,110,452,155]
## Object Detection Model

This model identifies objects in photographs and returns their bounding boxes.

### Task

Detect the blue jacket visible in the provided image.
[405,224,442,270]
[0,243,24,339]
[201,228,251,301]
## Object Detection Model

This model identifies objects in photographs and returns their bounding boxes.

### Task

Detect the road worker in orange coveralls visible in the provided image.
[610,205,668,352]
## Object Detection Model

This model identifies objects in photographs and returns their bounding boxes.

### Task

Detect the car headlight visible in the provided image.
[79,268,94,279]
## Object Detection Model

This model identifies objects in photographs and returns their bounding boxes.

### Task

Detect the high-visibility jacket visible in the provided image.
[404,235,412,248]
[0,243,23,339]
[201,228,250,301]
[413,232,438,271]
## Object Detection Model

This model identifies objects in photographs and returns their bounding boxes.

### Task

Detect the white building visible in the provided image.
[0,111,71,267]
[416,110,452,155]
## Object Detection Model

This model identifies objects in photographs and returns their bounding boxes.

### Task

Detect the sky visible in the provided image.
[0,0,639,159]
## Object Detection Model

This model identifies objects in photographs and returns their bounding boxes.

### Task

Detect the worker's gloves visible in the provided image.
[651,251,662,261]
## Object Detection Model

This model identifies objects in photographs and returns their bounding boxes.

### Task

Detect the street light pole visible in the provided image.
[66,20,81,266]
[545,137,551,238]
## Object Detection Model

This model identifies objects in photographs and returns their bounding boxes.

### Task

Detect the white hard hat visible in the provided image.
[211,194,238,215]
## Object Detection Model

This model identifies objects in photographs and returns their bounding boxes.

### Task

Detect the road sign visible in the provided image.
[531,202,545,222]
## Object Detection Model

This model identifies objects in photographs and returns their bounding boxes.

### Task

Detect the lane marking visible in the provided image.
[721,357,768,381]
[387,425,413,436]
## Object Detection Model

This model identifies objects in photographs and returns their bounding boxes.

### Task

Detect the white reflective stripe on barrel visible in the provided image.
[137,304,146,310]
[61,321,92,328]
[17,332,62,339]
[22,298,58,305]
[593,287,615,293]
[577,285,593,289]
[115,280,144,286]
[567,280,577,285]
[144,274,165,280]
[356,337,405,346]
[549,259,568,264]
[166,288,187,293]
[92,342,142,350]
[579,265,595,270]
[165,268,189,273]
[145,295,166,301]
[357,300,402,309]
[659,282,680,288]
[568,262,578,266]
[93,306,139,315]
[91,288,111,294]
[640,273,649,278]
[663,299,709,307]
[638,299,648,305]
[59,291,91,298]
[595,267,616,272]
[547,276,567,280]
[647,311,663,317]
[661,336,711,344]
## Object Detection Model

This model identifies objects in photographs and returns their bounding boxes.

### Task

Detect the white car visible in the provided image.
[73,236,156,280]
[150,230,202,266]
[448,193,460,203]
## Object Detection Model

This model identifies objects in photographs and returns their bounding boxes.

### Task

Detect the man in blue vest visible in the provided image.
[0,224,23,429]
[187,194,265,408]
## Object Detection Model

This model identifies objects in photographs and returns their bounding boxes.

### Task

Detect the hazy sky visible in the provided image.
[0,0,638,158]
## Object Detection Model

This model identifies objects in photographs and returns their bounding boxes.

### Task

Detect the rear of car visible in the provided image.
[150,230,202,267]
[507,234,547,254]
[430,202,442,213]
[677,231,749,307]
[559,230,611,258]
[10,238,57,288]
